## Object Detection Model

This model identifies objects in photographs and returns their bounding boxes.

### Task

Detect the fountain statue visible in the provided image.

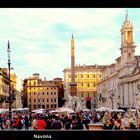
[65,93,86,112]
[136,82,140,128]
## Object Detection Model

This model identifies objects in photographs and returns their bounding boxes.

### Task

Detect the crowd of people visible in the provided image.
[0,108,140,130]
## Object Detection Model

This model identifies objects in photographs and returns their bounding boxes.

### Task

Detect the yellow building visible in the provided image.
[0,68,23,109]
[63,65,106,108]
[24,73,58,110]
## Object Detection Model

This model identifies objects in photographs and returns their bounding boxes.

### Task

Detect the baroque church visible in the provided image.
[98,11,140,110]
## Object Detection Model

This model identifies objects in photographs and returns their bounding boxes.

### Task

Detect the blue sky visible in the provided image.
[0,8,140,80]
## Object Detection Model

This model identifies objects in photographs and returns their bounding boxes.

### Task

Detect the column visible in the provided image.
[124,83,128,107]
[134,81,137,106]
[120,84,123,107]
[129,82,133,107]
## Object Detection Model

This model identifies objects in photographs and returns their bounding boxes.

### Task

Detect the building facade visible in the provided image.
[97,64,119,109]
[23,73,58,110]
[53,78,64,107]
[98,11,140,110]
[0,68,23,109]
[63,65,106,109]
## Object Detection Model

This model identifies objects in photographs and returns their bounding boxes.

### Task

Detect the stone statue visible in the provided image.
[136,79,140,128]
[65,93,85,112]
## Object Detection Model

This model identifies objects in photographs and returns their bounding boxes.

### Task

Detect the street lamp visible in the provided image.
[7,40,12,121]
[99,93,102,107]
[122,96,124,108]
[110,92,115,110]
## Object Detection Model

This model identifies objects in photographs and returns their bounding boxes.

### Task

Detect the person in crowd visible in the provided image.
[113,119,122,130]
[75,117,83,129]
[37,115,46,130]
[51,114,62,129]
[32,115,38,130]
[24,114,29,130]
[0,114,4,130]
[64,118,72,130]
[4,116,11,130]
[102,111,111,129]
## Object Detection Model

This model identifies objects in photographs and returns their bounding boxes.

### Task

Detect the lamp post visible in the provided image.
[7,40,12,120]
[110,92,115,110]
[122,96,124,108]
[99,93,102,107]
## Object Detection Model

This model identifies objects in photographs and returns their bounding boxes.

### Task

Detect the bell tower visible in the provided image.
[120,10,136,66]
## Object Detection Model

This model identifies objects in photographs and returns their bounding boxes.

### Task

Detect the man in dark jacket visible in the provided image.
[51,114,62,129]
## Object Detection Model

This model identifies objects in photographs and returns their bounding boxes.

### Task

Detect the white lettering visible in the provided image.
[34,134,52,139]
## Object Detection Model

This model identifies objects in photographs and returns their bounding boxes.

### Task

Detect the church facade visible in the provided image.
[97,11,140,110]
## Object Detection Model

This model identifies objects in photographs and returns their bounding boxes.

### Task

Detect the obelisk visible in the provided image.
[69,33,77,97]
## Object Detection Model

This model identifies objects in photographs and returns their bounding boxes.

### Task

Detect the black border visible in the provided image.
[0,130,140,140]
[1,0,140,140]
[0,0,140,8]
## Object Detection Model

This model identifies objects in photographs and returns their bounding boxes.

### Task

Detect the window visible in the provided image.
[93,83,96,88]
[46,105,49,108]
[54,92,56,95]
[34,99,36,102]
[47,92,49,95]
[42,99,44,102]
[75,75,77,78]
[51,99,53,102]
[34,105,36,108]
[81,92,83,97]
[38,105,41,108]
[100,74,102,78]
[68,74,71,78]
[42,92,44,95]
[54,99,56,102]
[51,92,53,95]
[54,88,56,90]
[38,99,40,102]
[54,104,57,108]
[51,105,53,108]
[47,99,49,102]
[81,74,83,78]
[87,83,90,88]
[93,74,96,78]
[34,92,36,95]
[87,74,89,78]
[81,83,83,88]
[34,81,36,85]
[47,88,49,90]
[42,105,45,109]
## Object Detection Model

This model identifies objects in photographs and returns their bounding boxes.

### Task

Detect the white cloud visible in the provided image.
[0,8,140,80]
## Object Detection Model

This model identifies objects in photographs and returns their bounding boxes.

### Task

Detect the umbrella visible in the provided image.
[130,109,136,112]
[49,107,74,113]
[82,108,91,112]
[35,110,44,114]
[49,110,62,113]
[96,107,112,112]
[111,109,125,112]
[59,107,74,113]
[31,110,38,113]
